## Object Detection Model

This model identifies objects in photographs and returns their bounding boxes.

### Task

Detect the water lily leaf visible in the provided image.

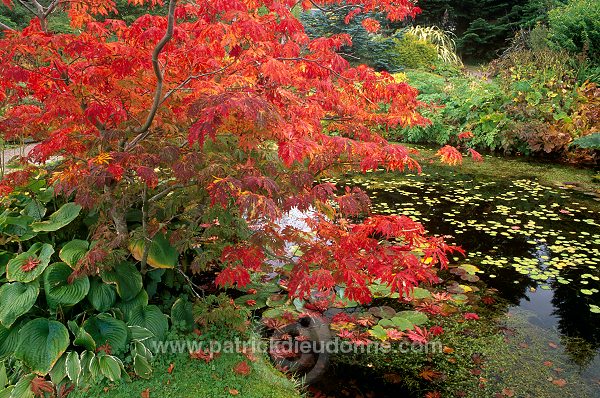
[128,233,178,269]
[31,203,82,232]
[369,325,388,340]
[15,318,70,375]
[0,281,38,328]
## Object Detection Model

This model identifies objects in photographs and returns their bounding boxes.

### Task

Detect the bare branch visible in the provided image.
[0,21,15,32]
[43,0,61,18]
[159,60,236,106]
[124,0,177,151]
[148,183,184,202]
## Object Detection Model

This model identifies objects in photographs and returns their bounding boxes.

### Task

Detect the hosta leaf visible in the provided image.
[31,203,82,232]
[128,305,168,341]
[59,240,89,269]
[15,318,70,375]
[6,243,54,283]
[98,355,121,382]
[69,321,96,352]
[22,199,46,221]
[0,386,13,398]
[133,354,152,379]
[128,325,154,342]
[43,263,90,309]
[0,323,20,359]
[128,233,178,269]
[87,278,117,312]
[49,354,67,385]
[117,289,148,321]
[10,373,35,398]
[0,281,39,328]
[83,314,128,355]
[65,351,81,385]
[101,262,142,301]
[170,298,194,331]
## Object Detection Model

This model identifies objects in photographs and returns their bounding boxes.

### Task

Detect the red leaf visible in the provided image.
[233,360,251,376]
[361,18,381,33]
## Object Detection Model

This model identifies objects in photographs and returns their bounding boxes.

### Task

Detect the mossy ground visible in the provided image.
[72,350,302,398]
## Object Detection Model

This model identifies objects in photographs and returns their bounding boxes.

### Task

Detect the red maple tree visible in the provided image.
[0,0,463,303]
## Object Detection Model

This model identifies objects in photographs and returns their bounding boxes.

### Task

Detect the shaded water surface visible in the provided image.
[314,168,600,397]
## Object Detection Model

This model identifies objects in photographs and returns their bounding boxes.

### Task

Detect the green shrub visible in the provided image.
[548,0,600,65]
[393,33,439,70]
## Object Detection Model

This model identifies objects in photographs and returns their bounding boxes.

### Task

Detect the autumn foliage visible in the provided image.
[0,0,462,303]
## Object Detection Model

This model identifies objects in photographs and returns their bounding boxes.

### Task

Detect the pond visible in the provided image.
[311,161,600,397]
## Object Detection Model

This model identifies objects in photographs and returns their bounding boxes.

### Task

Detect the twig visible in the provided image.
[124,0,177,151]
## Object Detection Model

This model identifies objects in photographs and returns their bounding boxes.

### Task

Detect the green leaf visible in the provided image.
[59,240,89,269]
[128,305,168,341]
[170,298,194,331]
[368,325,388,340]
[128,233,178,269]
[87,278,117,312]
[572,133,600,149]
[83,314,128,355]
[410,287,432,299]
[70,321,96,352]
[49,354,67,385]
[15,318,70,375]
[43,263,90,309]
[31,203,82,232]
[0,281,39,328]
[10,373,35,398]
[0,363,7,388]
[396,311,428,326]
[99,355,121,382]
[22,199,46,221]
[88,356,101,382]
[101,262,142,301]
[0,386,13,398]
[6,243,54,283]
[65,351,81,385]
[0,323,20,359]
[128,325,154,342]
[117,289,148,322]
[133,354,152,379]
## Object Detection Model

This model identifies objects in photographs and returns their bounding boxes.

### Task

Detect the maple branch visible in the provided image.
[159,61,236,106]
[125,0,177,151]
[148,183,184,202]
[140,184,150,274]
[0,21,15,31]
[43,0,61,18]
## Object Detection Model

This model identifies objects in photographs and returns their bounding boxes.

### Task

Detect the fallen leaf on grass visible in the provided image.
[229,388,239,395]
[502,388,515,397]
[233,360,251,376]
[167,363,175,374]
[552,378,567,387]
[141,388,150,398]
